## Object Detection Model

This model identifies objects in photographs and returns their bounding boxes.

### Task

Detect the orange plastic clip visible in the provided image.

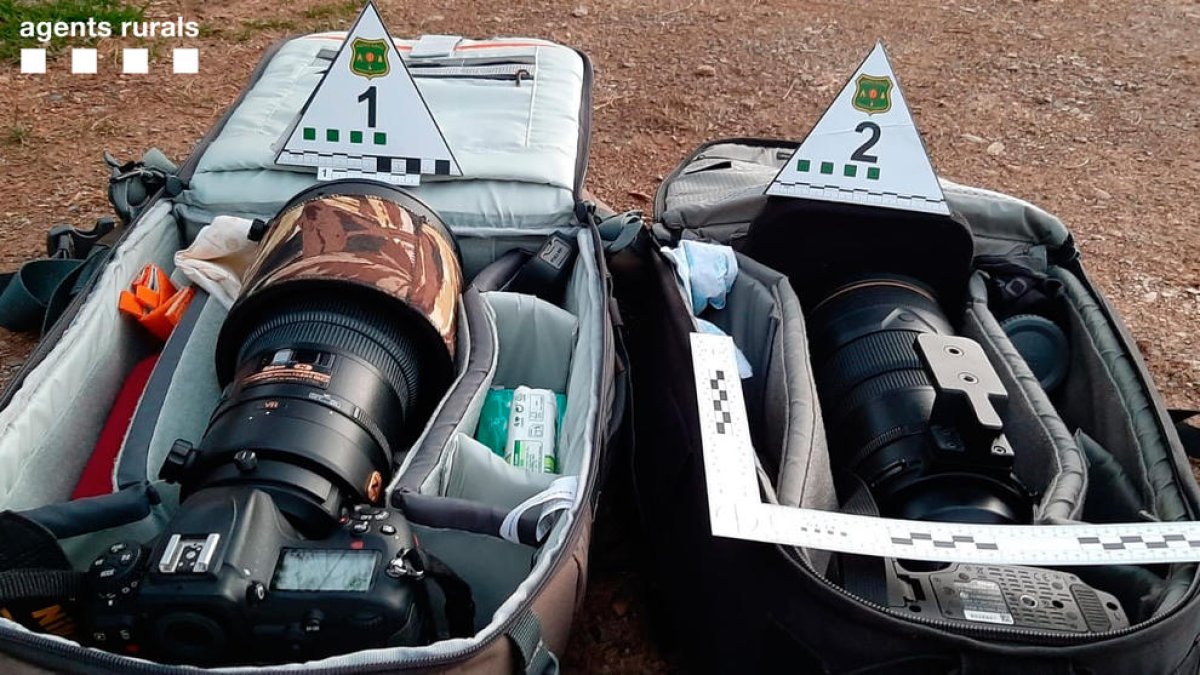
[117,264,195,341]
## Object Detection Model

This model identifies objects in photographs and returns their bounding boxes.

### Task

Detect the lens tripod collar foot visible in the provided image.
[916,333,1007,432]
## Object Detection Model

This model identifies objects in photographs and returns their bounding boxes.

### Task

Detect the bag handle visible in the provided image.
[105,148,181,225]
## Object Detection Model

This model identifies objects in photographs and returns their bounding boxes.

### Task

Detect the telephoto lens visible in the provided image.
[163,180,463,535]
[93,181,469,665]
[807,275,1031,524]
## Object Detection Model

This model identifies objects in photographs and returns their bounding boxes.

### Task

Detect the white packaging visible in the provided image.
[504,386,558,473]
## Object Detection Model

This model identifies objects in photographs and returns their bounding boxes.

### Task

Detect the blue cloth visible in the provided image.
[663,240,752,378]
[681,240,738,314]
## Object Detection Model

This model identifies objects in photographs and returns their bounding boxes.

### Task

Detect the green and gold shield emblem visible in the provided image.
[350,38,390,79]
[852,74,892,115]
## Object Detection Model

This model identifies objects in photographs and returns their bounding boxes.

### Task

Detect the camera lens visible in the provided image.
[808,275,1029,524]
[168,181,462,535]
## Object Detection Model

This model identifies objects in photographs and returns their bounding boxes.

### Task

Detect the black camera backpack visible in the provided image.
[0,32,634,674]
[610,138,1200,674]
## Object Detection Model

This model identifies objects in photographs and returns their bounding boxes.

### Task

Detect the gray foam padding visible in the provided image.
[1051,267,1187,522]
[441,434,558,511]
[0,203,179,510]
[705,256,834,514]
[123,296,225,489]
[964,273,1087,522]
[486,291,578,393]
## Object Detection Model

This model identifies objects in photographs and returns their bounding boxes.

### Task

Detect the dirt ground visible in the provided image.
[1,0,1198,672]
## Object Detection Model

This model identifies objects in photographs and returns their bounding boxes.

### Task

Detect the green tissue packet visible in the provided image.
[476,387,567,457]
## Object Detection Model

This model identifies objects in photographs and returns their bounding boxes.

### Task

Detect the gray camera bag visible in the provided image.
[612,138,1200,674]
[0,33,623,675]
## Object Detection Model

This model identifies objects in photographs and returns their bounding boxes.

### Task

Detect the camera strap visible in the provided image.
[0,511,83,638]
[503,233,578,305]
[836,477,888,606]
[410,548,476,638]
[0,569,83,604]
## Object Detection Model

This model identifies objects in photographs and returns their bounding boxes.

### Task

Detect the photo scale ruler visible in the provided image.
[690,332,1200,565]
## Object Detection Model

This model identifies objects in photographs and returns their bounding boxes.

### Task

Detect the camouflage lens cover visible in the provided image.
[238,182,462,358]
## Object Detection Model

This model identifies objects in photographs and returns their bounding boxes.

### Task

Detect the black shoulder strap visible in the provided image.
[400,548,476,639]
[0,511,83,629]
[0,570,83,603]
[0,218,116,335]
[836,476,889,605]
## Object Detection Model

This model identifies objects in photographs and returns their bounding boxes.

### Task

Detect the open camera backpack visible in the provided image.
[610,139,1200,674]
[0,32,629,673]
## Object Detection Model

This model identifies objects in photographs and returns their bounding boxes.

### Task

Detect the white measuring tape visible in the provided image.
[691,332,1200,566]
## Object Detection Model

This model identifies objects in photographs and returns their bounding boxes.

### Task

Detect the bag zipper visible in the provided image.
[652,137,797,222]
[782,542,1195,645]
[313,49,537,84]
[408,63,534,84]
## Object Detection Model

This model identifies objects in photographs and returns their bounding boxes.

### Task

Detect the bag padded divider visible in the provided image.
[53,489,173,569]
[703,255,834,512]
[486,291,578,393]
[441,434,558,511]
[405,230,601,495]
[963,273,1088,523]
[410,524,536,633]
[1051,266,1188,522]
[556,230,604,478]
[118,292,224,492]
[0,203,179,510]
[396,287,497,496]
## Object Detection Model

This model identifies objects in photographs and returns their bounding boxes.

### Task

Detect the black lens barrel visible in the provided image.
[184,286,435,534]
[809,275,1029,524]
[237,290,426,429]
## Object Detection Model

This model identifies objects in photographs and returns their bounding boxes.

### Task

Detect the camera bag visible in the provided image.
[609,138,1200,674]
[0,32,627,673]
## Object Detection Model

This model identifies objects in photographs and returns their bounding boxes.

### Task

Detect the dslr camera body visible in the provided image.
[86,488,429,663]
[80,182,467,665]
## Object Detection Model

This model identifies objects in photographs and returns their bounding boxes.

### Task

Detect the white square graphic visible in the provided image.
[122,48,149,75]
[173,48,199,74]
[20,49,46,74]
[71,48,98,74]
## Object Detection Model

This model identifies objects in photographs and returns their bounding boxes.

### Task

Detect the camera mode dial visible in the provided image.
[89,541,148,603]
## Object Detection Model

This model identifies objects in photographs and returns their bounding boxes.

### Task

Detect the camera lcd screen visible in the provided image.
[271,549,380,592]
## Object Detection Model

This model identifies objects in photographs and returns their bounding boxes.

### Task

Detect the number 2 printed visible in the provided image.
[852,121,881,163]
